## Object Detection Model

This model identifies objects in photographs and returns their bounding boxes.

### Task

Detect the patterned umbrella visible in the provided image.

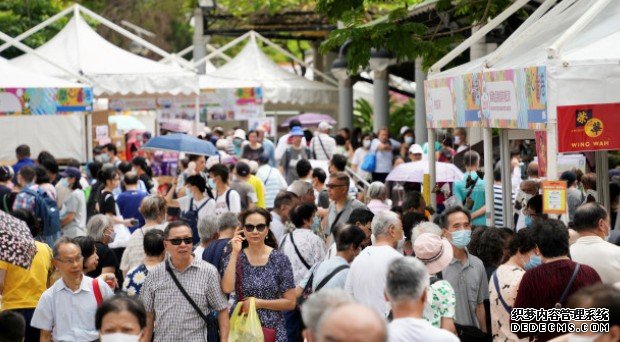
[0,210,37,269]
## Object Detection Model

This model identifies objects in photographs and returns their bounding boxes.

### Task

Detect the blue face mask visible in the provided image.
[311,215,321,234]
[525,255,542,270]
[207,178,216,189]
[405,136,414,145]
[450,230,471,249]
[525,215,533,227]
[60,178,69,188]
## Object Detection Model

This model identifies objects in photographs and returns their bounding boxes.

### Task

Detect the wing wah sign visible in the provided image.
[557,102,620,152]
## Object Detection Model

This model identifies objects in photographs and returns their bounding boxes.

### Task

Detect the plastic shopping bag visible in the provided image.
[229,297,264,342]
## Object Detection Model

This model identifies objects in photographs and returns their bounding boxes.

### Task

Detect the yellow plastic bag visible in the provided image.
[228,297,264,342]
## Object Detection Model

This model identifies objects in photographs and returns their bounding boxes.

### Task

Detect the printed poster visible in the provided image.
[248,116,276,137]
[203,87,264,122]
[0,87,93,115]
[424,77,457,128]
[542,180,567,215]
[462,73,482,127]
[557,102,620,152]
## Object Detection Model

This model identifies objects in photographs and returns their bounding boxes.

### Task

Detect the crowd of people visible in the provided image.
[0,120,619,342]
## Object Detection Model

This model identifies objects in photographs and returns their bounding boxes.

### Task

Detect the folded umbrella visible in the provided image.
[142,133,218,156]
[387,161,464,183]
[0,211,37,269]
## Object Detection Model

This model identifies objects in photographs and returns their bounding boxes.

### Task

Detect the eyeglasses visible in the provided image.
[244,224,267,232]
[326,183,347,189]
[167,237,194,246]
[55,256,84,265]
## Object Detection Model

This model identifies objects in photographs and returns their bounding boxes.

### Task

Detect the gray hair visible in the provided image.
[366,182,387,201]
[139,195,167,221]
[371,210,400,237]
[411,221,443,244]
[86,214,113,242]
[197,216,218,243]
[218,212,240,232]
[52,237,79,259]
[288,180,313,198]
[386,257,429,303]
[301,289,353,335]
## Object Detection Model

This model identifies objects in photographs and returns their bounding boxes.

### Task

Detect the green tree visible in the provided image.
[353,97,415,137]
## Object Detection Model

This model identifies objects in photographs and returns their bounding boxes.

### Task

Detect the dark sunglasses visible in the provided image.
[167,237,194,246]
[244,224,267,232]
[326,183,347,189]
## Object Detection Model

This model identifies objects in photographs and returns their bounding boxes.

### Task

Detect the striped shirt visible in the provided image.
[256,164,287,209]
[493,184,516,227]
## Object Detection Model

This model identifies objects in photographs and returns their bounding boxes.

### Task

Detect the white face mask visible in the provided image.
[454,136,461,145]
[363,140,371,149]
[100,333,140,342]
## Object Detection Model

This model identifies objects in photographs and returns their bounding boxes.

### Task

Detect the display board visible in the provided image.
[0,87,93,115]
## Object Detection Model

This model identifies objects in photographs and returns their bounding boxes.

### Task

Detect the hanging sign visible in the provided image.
[0,87,93,115]
[424,77,457,128]
[557,102,620,152]
[542,180,567,215]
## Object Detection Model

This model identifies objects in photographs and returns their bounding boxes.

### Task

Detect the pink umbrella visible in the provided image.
[280,113,337,127]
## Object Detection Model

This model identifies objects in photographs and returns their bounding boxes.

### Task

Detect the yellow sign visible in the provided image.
[542,180,567,215]
[423,173,431,205]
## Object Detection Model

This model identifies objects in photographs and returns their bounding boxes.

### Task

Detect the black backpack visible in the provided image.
[180,198,211,245]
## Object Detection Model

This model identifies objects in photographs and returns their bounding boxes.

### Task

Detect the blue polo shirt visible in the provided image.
[116,190,147,232]
[454,171,487,226]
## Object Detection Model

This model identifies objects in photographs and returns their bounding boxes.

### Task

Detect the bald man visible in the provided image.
[317,303,387,342]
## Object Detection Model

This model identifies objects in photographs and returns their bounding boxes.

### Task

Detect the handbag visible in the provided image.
[360,153,376,173]
[236,256,277,342]
[165,261,220,341]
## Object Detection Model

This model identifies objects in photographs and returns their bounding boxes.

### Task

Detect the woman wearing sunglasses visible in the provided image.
[222,208,296,342]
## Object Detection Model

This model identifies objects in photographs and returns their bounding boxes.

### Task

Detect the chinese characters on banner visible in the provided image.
[557,102,620,152]
[203,87,264,122]
[424,77,457,128]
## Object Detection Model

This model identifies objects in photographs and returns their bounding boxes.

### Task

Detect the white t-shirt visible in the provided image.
[388,318,459,342]
[351,147,370,181]
[344,245,402,317]
[214,188,241,216]
[177,195,215,221]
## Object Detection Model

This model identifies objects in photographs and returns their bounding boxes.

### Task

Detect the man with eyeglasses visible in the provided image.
[31,237,114,342]
[141,221,229,342]
[326,172,367,239]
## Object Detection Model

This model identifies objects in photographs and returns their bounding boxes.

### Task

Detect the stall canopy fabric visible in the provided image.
[199,36,337,105]
[11,15,197,97]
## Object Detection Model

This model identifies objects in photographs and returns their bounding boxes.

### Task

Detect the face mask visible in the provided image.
[453,136,461,145]
[107,231,116,243]
[207,178,216,189]
[60,178,69,188]
[404,136,414,145]
[100,154,110,163]
[370,234,376,246]
[567,334,602,342]
[233,139,243,147]
[311,215,321,233]
[100,333,140,342]
[524,255,542,270]
[525,215,533,227]
[450,230,471,249]
[363,140,371,149]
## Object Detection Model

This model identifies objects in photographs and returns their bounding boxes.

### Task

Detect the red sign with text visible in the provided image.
[557,102,620,152]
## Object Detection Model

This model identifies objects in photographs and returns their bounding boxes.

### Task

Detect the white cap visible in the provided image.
[409,144,423,155]
[318,121,333,131]
[215,138,229,150]
[248,160,259,174]
[233,129,246,140]
[203,126,212,135]
[400,126,411,135]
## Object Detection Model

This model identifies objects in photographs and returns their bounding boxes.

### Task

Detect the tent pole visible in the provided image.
[193,31,253,68]
[428,128,437,212]
[206,44,233,62]
[596,151,610,214]
[483,127,494,226]
[86,113,93,162]
[429,0,530,74]
[0,5,75,53]
[548,0,613,59]
[253,32,339,86]
[500,129,514,229]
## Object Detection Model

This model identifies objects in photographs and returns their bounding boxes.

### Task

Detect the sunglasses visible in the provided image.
[167,237,194,246]
[326,183,347,189]
[244,224,267,232]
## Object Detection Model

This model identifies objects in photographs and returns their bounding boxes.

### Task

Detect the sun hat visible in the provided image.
[318,121,333,131]
[408,144,423,155]
[413,233,453,275]
[290,126,305,137]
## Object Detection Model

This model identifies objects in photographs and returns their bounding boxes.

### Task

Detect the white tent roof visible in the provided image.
[199,37,337,105]
[0,57,86,88]
[11,15,196,96]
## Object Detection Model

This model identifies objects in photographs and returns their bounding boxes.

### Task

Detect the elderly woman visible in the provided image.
[72,236,100,274]
[86,214,118,279]
[222,208,296,342]
[120,195,167,276]
[96,295,147,342]
[202,212,240,273]
[194,215,219,259]
[366,182,391,215]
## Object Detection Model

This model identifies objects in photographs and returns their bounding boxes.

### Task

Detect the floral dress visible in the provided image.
[123,264,149,298]
[222,249,295,342]
[423,279,456,328]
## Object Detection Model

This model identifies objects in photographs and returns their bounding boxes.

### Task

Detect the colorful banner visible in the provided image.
[0,87,93,115]
[248,116,276,137]
[542,180,567,215]
[203,87,264,122]
[425,66,547,129]
[534,131,547,178]
[557,102,620,152]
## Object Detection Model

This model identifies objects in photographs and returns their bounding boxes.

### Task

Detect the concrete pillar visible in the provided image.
[312,41,324,82]
[500,129,514,229]
[193,8,207,75]
[373,69,389,132]
[414,58,428,144]
[338,78,354,130]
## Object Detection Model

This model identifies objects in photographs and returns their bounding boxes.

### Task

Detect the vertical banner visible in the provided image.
[542,180,567,215]
[557,102,620,152]
[424,77,457,128]
[462,73,482,127]
[534,131,547,178]
[523,66,547,129]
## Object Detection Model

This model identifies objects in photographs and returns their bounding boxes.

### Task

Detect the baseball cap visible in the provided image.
[318,121,333,131]
[0,165,14,182]
[413,233,453,275]
[60,167,81,180]
[233,129,246,140]
[290,126,305,137]
[409,144,423,155]
[236,161,250,177]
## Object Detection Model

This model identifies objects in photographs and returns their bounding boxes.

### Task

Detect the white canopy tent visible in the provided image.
[0,57,91,161]
[199,33,338,106]
[427,0,620,225]
[11,13,197,96]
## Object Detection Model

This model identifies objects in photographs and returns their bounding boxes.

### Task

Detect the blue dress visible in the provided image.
[222,249,295,342]
[122,264,149,298]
